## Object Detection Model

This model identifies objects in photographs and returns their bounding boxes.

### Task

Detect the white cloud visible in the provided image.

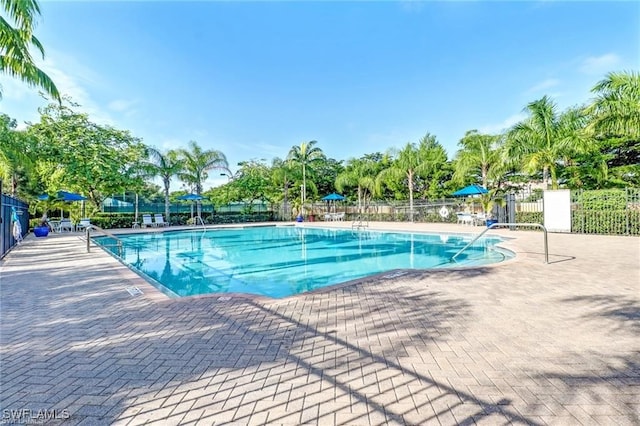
[107,99,138,117]
[526,78,560,94]
[0,48,116,127]
[579,53,621,75]
[478,113,527,134]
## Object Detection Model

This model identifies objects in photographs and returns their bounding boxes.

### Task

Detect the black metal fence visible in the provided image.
[571,188,640,236]
[1,193,29,259]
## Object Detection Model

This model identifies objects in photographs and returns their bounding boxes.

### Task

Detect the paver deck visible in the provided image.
[1,222,638,425]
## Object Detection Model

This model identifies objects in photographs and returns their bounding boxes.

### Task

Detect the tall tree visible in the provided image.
[312,157,344,197]
[506,96,589,189]
[376,133,444,222]
[270,157,293,201]
[0,0,59,101]
[0,114,34,196]
[585,71,640,186]
[335,157,377,214]
[234,159,271,208]
[286,140,325,216]
[177,140,229,217]
[28,102,147,209]
[145,147,183,221]
[453,130,503,189]
[587,70,640,138]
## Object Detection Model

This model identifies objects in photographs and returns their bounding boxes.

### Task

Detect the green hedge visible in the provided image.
[575,189,627,210]
[87,212,277,228]
[516,212,543,224]
[572,210,640,235]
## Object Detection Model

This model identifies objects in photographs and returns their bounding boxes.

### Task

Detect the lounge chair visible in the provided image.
[142,214,155,228]
[154,214,168,227]
[59,218,74,232]
[76,218,91,232]
[456,212,474,226]
[474,213,487,226]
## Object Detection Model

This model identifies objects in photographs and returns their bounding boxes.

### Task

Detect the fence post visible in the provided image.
[507,193,516,230]
[625,188,629,235]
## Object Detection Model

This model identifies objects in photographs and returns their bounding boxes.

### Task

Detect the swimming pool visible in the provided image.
[94,226,512,298]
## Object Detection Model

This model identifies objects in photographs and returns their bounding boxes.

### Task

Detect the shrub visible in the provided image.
[577,189,627,210]
[516,212,543,224]
[572,210,640,235]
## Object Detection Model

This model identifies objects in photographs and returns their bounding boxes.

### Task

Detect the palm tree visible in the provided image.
[286,140,325,216]
[0,0,60,101]
[335,158,376,215]
[177,140,229,217]
[270,157,297,219]
[587,70,640,139]
[453,130,503,189]
[506,96,589,189]
[144,147,183,222]
[584,71,640,187]
[376,134,442,222]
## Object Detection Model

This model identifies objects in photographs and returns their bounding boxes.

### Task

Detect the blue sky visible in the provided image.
[1,1,638,190]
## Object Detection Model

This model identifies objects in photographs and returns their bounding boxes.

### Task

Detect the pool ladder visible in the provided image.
[194,216,206,229]
[351,215,369,230]
[85,224,124,257]
[450,222,549,264]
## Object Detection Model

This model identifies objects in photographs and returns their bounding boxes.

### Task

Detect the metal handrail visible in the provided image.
[351,215,369,230]
[85,224,123,257]
[451,222,549,264]
[194,216,206,228]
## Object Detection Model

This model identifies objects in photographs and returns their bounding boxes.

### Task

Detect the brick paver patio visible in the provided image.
[0,223,638,425]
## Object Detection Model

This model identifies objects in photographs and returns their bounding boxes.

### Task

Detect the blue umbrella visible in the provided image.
[55,191,87,219]
[177,194,204,221]
[322,193,345,215]
[37,194,50,201]
[57,190,87,201]
[322,193,345,201]
[452,184,488,197]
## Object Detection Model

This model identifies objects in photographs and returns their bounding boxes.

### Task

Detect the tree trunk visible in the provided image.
[543,166,550,189]
[135,193,139,223]
[408,171,414,222]
[164,179,171,222]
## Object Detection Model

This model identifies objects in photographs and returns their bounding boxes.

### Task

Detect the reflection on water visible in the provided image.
[94,227,512,298]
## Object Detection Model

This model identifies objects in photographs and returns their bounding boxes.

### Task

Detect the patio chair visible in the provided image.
[59,218,74,232]
[474,213,487,226]
[154,214,169,227]
[142,214,155,228]
[76,218,91,232]
[456,212,474,226]
[335,212,345,221]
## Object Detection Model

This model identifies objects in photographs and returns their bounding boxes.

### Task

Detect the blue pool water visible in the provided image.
[94,226,512,298]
